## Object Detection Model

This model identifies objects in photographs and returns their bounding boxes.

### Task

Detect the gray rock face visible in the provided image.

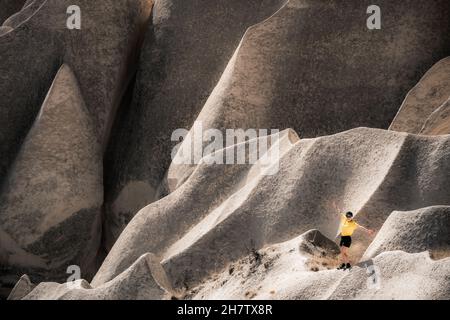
[103,0,450,249]
[0,0,60,186]
[22,233,450,300]
[1,0,450,301]
[390,57,450,134]
[190,244,450,300]
[103,0,288,249]
[92,128,450,292]
[0,26,13,36]
[420,99,450,135]
[0,0,152,186]
[327,251,450,300]
[0,65,103,290]
[187,0,450,138]
[2,0,43,29]
[19,254,174,300]
[363,206,450,260]
[0,0,27,24]
[7,275,34,300]
[299,230,340,258]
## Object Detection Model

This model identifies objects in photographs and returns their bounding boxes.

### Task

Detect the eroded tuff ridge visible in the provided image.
[1,0,449,299]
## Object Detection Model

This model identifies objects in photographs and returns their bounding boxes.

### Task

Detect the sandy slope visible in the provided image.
[421,99,450,135]
[14,127,450,300]
[390,57,450,135]
[104,0,450,246]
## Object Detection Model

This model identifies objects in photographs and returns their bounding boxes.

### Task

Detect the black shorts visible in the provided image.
[340,236,352,248]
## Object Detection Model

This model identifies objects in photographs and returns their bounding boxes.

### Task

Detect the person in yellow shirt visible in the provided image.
[337,211,374,270]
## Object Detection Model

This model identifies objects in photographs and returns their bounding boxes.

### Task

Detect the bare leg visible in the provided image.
[338,246,344,265]
[340,246,349,264]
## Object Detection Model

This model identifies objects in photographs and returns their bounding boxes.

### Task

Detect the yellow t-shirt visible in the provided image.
[340,214,360,236]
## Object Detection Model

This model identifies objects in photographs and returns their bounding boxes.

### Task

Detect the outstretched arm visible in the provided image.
[358,224,374,236]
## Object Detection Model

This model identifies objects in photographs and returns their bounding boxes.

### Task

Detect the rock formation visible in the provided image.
[20,254,176,300]
[0,0,152,187]
[363,206,450,260]
[0,0,27,25]
[390,57,450,135]
[103,0,289,248]
[421,99,450,135]
[0,64,103,291]
[90,128,450,295]
[104,0,450,246]
[1,0,449,300]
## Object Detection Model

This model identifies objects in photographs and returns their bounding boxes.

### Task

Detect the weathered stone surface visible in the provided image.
[7,275,34,300]
[103,0,288,249]
[0,65,103,290]
[20,254,173,300]
[390,57,450,134]
[0,0,152,186]
[185,0,450,142]
[0,0,27,25]
[14,126,450,300]
[190,245,450,300]
[326,251,450,300]
[2,0,450,301]
[92,128,450,291]
[363,206,450,260]
[421,99,450,135]
[2,0,42,29]
[299,230,340,258]
[104,0,450,249]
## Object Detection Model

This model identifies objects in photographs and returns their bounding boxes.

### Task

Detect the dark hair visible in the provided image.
[345,211,354,218]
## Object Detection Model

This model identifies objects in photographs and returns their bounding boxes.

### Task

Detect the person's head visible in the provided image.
[345,211,354,220]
